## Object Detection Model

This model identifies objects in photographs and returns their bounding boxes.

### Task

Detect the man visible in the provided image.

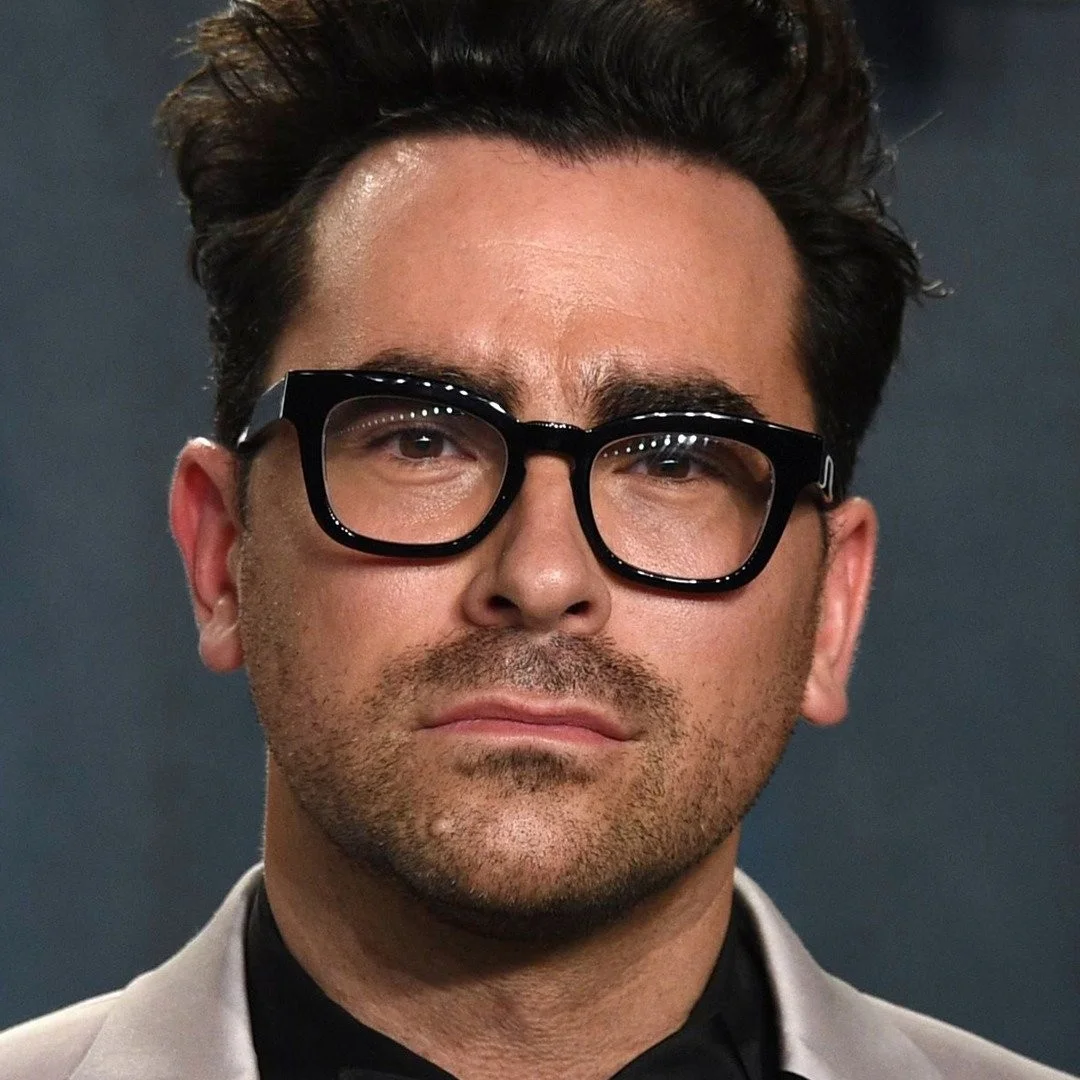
[0,1,1072,1078]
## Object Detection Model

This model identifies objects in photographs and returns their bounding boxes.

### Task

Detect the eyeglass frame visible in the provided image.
[235,368,836,594]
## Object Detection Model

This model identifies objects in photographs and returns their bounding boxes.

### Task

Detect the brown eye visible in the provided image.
[398,430,445,458]
[647,455,692,479]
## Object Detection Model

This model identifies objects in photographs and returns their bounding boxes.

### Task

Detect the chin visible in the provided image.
[339,797,733,945]
[382,850,701,945]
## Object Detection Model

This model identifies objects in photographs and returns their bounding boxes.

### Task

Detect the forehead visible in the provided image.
[279,135,810,428]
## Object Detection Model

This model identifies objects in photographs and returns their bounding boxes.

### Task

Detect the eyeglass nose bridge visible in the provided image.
[514,420,591,465]
[493,420,601,571]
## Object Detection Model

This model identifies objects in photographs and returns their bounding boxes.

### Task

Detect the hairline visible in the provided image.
[230,128,821,438]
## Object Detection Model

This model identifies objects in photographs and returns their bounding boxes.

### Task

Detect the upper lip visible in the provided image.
[424,695,633,741]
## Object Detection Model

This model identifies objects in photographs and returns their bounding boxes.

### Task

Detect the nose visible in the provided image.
[460,455,612,633]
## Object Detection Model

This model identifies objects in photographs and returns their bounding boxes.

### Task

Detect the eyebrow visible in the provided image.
[350,349,764,425]
[355,349,526,413]
[586,373,766,425]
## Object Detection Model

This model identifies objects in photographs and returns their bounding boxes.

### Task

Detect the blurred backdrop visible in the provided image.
[1,0,1077,1071]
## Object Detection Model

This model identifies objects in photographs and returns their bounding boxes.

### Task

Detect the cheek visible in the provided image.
[612,598,770,707]
[262,558,476,687]
[612,545,820,712]
[241,453,474,682]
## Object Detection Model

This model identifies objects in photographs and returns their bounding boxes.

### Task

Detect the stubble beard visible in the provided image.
[244,590,810,944]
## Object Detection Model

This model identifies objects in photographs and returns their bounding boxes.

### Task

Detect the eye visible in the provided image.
[391,428,450,460]
[610,437,714,481]
[633,449,699,479]
[597,434,773,493]
[331,411,472,462]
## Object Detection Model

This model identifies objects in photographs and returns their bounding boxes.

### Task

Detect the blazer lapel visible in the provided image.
[734,870,944,1080]
[64,863,947,1080]
[70,866,262,1080]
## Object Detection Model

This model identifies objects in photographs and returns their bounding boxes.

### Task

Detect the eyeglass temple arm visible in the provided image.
[818,453,836,504]
[236,378,288,449]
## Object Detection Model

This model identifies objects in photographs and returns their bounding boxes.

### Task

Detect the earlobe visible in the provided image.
[169,438,246,673]
[800,497,878,727]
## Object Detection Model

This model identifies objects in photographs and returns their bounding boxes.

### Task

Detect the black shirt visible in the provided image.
[245,877,790,1080]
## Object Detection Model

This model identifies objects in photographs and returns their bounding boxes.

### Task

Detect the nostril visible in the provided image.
[566,600,590,616]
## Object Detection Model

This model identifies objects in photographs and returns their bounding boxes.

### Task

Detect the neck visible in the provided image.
[262,766,740,1080]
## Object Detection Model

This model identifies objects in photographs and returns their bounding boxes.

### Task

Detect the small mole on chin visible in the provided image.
[428,815,457,839]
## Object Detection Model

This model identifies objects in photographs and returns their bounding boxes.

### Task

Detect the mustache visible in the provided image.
[368,627,683,721]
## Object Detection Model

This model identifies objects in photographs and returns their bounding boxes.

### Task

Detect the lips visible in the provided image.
[424,696,633,743]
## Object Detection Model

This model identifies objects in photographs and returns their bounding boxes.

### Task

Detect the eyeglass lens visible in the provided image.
[591,432,774,579]
[322,395,776,579]
[324,396,509,545]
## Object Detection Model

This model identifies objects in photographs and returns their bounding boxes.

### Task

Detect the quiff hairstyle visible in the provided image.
[159,0,926,496]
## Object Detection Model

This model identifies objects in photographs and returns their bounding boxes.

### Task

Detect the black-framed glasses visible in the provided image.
[236,370,835,593]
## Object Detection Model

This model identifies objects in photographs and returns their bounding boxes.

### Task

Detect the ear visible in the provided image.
[800,496,878,727]
[169,438,245,673]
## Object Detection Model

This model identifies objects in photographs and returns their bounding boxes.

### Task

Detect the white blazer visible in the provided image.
[0,867,1073,1080]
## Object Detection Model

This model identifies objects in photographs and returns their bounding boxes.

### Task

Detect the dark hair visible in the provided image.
[158,0,927,496]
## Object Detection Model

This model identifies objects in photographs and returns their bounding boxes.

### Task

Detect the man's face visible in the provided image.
[184,136,868,940]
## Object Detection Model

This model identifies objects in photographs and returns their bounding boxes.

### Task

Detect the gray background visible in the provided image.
[1,1,1077,1072]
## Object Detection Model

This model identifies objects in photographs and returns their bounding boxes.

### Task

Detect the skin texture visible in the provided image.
[170,135,877,1080]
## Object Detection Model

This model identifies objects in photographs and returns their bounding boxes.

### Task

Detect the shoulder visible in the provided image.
[733,870,1077,1080]
[0,992,119,1080]
[0,866,264,1080]
[859,993,1076,1080]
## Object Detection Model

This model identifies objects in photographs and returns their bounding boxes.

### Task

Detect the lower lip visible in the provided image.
[427,718,620,745]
